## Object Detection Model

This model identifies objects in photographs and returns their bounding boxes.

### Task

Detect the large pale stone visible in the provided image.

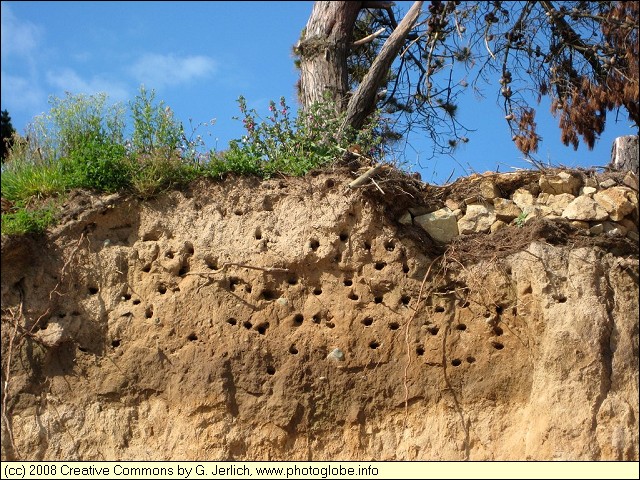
[512,188,535,210]
[457,204,496,234]
[600,178,617,189]
[494,198,522,221]
[623,171,638,191]
[541,193,576,216]
[539,172,582,195]
[570,220,590,230]
[525,204,554,221]
[398,211,412,225]
[414,207,459,243]
[580,186,597,196]
[444,198,461,211]
[562,196,609,221]
[594,187,637,222]
[479,179,500,200]
[490,220,508,233]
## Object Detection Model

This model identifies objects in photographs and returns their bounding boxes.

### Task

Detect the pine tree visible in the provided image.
[1,109,16,162]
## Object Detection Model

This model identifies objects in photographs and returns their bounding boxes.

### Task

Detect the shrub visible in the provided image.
[60,136,129,192]
[127,85,206,196]
[223,94,381,177]
[130,86,182,158]
[41,91,126,160]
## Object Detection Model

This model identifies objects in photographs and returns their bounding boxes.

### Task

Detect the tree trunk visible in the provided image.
[297,1,363,111]
[610,135,639,176]
[298,1,424,142]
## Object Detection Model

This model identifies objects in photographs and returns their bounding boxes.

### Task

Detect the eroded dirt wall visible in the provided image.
[1,171,638,460]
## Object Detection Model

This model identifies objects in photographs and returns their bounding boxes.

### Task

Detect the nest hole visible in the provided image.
[256,323,269,335]
[261,289,277,300]
[205,257,219,270]
[228,277,241,291]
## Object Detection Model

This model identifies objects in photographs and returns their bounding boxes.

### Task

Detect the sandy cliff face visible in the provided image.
[1,168,638,460]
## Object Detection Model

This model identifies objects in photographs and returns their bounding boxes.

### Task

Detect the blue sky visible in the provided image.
[1,1,636,184]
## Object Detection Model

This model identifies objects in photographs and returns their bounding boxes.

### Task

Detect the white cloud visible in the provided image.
[0,2,42,60]
[45,68,129,102]
[129,53,216,89]
[0,71,46,114]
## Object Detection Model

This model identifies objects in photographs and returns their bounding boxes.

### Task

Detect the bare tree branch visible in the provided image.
[340,1,424,135]
[352,27,386,47]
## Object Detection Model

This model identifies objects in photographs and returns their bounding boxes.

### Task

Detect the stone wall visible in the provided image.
[404,170,639,244]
